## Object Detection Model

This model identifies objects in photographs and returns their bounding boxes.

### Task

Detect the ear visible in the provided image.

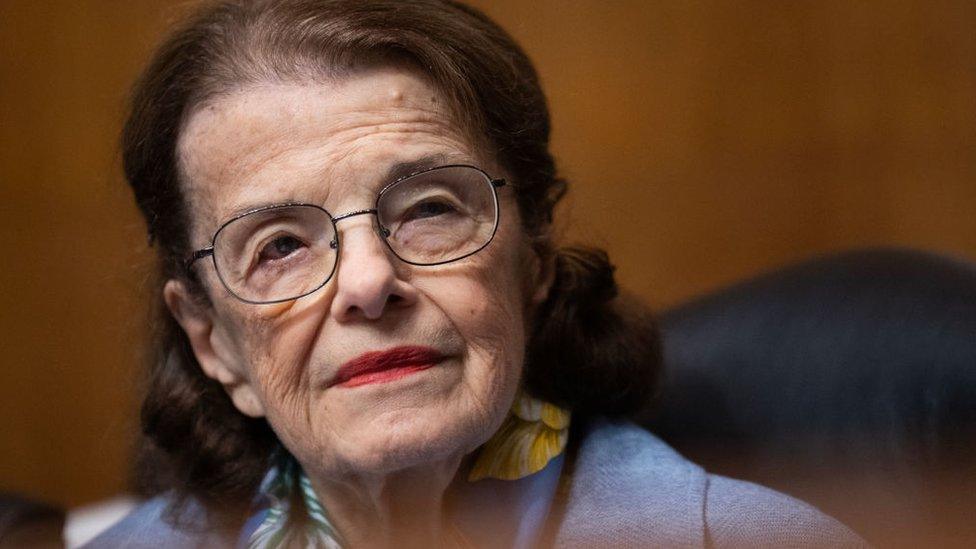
[526,245,556,308]
[163,279,265,418]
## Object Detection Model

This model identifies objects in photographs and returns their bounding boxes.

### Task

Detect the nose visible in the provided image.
[329,212,417,322]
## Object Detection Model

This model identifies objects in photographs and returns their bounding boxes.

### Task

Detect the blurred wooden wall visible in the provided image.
[1,1,974,508]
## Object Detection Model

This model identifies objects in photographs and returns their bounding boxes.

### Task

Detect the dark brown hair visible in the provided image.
[125,0,661,520]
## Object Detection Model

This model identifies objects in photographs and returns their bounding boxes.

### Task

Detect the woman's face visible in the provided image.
[167,67,551,479]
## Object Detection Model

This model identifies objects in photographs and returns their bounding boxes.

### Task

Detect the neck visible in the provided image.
[308,455,467,549]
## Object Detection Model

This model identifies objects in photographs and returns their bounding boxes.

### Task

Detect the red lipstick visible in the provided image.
[331,346,445,388]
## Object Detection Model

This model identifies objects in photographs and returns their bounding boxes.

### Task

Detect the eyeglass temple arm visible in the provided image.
[492,178,506,188]
[184,246,214,272]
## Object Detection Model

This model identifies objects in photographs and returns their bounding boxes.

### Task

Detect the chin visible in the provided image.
[319,403,505,477]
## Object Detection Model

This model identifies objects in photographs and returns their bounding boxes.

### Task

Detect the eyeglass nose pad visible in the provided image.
[328,223,390,251]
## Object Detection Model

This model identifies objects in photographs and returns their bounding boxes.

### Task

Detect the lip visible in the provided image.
[330,345,446,388]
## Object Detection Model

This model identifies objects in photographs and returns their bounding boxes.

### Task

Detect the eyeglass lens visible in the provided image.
[211,166,498,303]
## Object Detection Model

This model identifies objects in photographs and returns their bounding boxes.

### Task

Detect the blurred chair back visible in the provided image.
[0,492,64,548]
[641,248,976,548]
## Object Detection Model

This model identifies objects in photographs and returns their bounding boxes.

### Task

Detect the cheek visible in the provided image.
[431,249,531,398]
[232,303,327,422]
[466,273,526,351]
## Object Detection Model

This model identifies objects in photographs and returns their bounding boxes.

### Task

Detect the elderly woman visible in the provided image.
[89,0,864,547]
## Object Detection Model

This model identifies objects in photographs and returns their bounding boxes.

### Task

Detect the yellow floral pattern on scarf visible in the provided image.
[468,391,571,481]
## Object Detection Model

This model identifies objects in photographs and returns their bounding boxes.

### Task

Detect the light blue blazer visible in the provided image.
[86,418,867,547]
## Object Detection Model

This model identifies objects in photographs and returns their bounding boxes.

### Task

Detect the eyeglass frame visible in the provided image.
[184,164,508,305]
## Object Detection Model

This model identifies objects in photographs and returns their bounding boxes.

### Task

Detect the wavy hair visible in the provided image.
[124,0,661,524]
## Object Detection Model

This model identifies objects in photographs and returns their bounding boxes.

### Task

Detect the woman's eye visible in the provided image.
[404,200,456,221]
[258,235,305,263]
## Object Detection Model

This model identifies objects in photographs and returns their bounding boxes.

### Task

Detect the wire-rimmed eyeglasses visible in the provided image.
[185,164,506,304]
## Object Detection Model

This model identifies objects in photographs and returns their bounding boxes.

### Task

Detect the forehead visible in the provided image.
[177,67,487,240]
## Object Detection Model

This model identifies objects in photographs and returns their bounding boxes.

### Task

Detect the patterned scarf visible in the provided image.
[245,391,569,548]
[247,454,343,549]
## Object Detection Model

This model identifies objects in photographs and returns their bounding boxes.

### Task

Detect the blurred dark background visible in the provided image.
[1,0,973,525]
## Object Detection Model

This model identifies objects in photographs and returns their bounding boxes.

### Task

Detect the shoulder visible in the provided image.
[81,495,234,548]
[555,418,867,547]
[704,474,868,548]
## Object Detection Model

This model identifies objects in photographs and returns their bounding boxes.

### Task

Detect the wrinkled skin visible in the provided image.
[164,66,553,547]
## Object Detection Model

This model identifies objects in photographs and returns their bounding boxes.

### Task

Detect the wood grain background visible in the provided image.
[1,0,974,508]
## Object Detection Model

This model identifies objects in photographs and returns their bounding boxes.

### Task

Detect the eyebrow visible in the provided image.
[215,153,467,228]
[220,196,305,226]
[381,153,457,184]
